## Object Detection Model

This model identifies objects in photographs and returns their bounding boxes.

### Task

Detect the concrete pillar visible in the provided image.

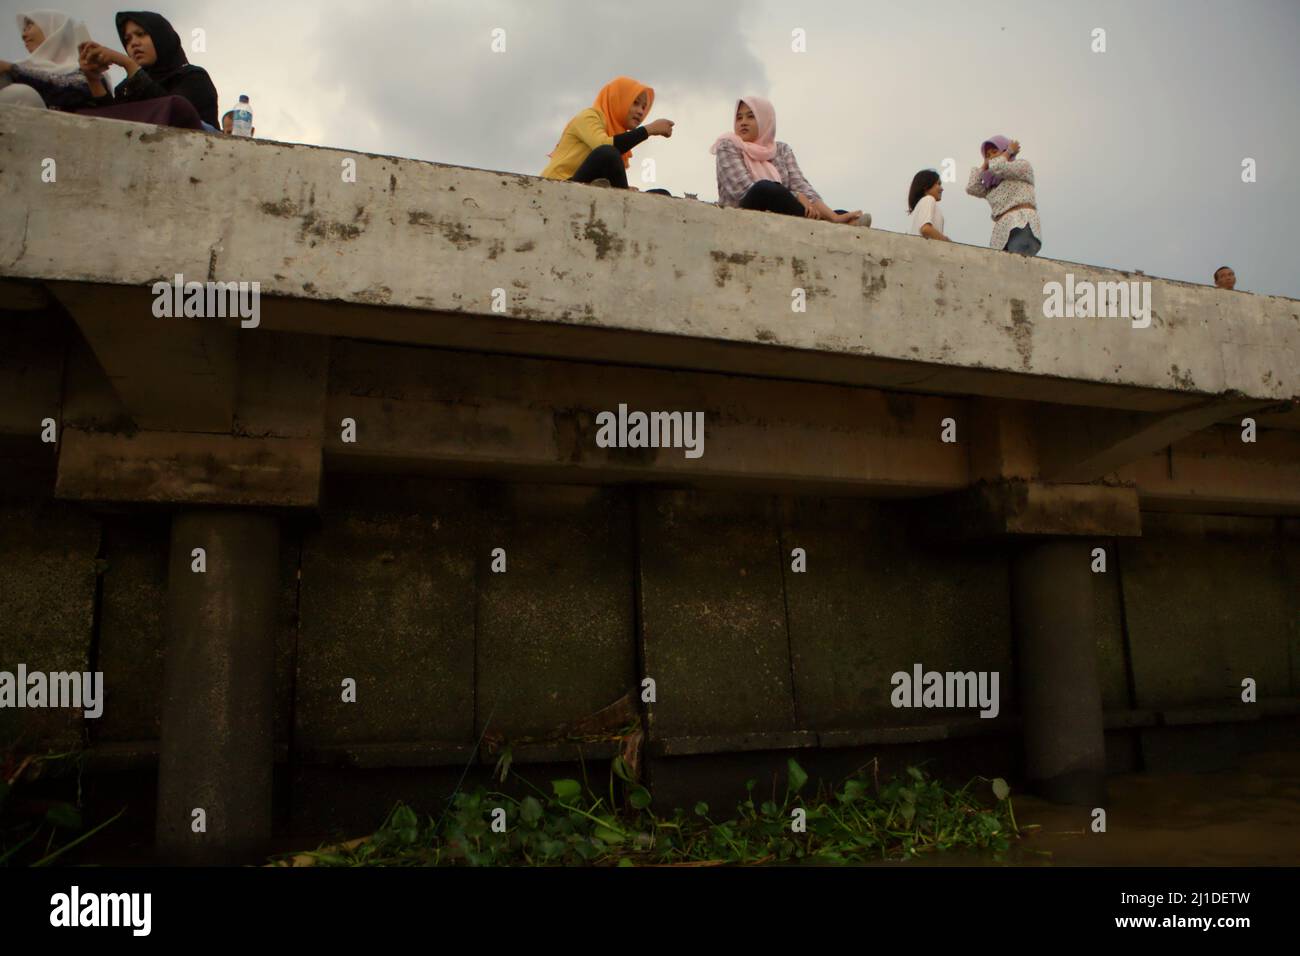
[1011,538,1107,805]
[156,510,279,863]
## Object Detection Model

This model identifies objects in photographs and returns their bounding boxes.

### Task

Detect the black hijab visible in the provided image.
[115,11,190,83]
[114,11,219,127]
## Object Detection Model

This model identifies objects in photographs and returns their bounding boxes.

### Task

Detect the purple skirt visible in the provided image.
[74,95,206,131]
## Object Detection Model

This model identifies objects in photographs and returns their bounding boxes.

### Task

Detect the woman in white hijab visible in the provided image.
[0,11,99,110]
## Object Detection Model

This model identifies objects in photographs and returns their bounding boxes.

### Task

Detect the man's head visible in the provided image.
[221,110,234,134]
[1214,265,1236,290]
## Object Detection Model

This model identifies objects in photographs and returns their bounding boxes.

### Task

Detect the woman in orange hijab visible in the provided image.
[541,76,675,188]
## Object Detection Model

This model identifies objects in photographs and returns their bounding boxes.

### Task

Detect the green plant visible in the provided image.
[0,750,124,867]
[276,758,1023,868]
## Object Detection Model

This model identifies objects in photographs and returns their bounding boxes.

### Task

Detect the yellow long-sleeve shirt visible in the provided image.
[541,108,618,180]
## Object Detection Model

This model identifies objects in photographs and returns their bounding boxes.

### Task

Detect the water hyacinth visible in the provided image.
[276,758,1022,867]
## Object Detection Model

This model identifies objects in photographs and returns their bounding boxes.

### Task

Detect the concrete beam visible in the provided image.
[3,107,1296,417]
[925,480,1142,539]
[48,281,237,433]
[968,398,1039,482]
[61,324,140,432]
[235,332,329,440]
[1037,398,1283,482]
[56,427,321,507]
[323,340,969,495]
[1120,428,1300,514]
[0,277,51,310]
[0,310,64,436]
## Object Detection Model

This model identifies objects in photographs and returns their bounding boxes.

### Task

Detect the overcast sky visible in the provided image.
[7,0,1298,297]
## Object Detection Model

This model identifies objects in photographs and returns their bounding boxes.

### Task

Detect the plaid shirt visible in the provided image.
[715,139,823,208]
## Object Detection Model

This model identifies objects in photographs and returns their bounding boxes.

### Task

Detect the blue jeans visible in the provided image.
[1005,225,1041,256]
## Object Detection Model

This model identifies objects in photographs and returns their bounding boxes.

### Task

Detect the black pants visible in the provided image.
[570,145,628,187]
[569,144,671,194]
[740,180,849,217]
[740,180,804,216]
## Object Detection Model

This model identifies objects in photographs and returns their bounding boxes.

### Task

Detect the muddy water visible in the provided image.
[888,751,1300,866]
[77,751,1299,865]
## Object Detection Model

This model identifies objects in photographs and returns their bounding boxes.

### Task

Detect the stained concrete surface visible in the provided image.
[779,497,1013,729]
[637,490,797,739]
[4,107,1297,416]
[92,514,301,747]
[0,501,98,749]
[295,476,477,750]
[476,484,636,739]
[1119,514,1294,710]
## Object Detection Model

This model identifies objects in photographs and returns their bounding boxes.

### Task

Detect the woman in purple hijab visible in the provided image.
[966,135,1042,255]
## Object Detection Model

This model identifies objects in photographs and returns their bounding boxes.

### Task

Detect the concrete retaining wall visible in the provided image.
[4,472,1296,831]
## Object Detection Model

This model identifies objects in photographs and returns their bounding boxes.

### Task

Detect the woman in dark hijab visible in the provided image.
[77,11,218,128]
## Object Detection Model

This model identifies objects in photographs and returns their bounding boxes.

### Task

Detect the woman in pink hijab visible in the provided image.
[712,96,869,225]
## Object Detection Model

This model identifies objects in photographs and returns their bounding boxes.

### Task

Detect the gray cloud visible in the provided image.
[308,0,768,174]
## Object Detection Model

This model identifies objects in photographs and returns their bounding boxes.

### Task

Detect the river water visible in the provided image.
[886,750,1300,866]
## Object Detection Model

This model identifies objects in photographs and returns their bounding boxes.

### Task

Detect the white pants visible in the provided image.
[0,83,48,108]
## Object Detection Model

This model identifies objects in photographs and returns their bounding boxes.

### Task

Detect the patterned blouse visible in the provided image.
[715,139,823,208]
[965,156,1042,251]
[8,62,97,111]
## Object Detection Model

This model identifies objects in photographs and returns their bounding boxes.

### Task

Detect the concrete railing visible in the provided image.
[2,106,1297,414]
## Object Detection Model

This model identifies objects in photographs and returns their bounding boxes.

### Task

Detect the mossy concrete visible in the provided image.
[1119,514,1294,709]
[637,490,796,740]
[93,516,169,742]
[779,497,1013,729]
[295,476,476,750]
[93,515,300,748]
[0,502,98,750]
[475,483,635,740]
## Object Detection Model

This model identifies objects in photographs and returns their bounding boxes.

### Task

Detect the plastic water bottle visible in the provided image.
[232,95,253,137]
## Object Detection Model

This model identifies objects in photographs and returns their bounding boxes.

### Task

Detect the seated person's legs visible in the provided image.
[570,144,630,188]
[739,179,804,216]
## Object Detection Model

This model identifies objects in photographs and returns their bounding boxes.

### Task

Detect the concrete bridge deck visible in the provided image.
[1,106,1297,862]
[3,107,1297,513]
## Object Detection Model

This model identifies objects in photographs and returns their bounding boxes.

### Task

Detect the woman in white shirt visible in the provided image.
[907,169,950,241]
